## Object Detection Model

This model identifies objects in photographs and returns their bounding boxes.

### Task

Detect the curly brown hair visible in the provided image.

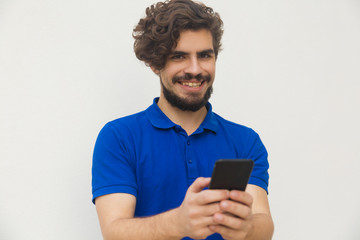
[133,0,223,70]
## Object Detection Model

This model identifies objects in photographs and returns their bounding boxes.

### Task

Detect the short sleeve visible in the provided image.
[247,132,269,193]
[92,122,137,204]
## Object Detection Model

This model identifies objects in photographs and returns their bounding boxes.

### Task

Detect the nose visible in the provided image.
[184,57,202,76]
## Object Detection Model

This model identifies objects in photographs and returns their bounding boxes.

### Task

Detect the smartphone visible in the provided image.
[209,159,254,191]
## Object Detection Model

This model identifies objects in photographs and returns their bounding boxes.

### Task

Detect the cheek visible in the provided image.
[161,67,182,80]
[203,61,215,74]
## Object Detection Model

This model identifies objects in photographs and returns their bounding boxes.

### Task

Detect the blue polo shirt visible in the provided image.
[92,98,269,237]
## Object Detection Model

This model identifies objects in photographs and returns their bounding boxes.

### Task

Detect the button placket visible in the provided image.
[185,136,197,179]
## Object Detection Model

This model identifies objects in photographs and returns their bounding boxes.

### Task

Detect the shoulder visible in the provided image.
[109,110,147,127]
[95,110,149,146]
[212,112,259,138]
[103,110,148,133]
[210,112,266,153]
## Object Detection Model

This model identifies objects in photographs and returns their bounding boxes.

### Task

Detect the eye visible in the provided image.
[171,54,185,60]
[199,52,213,59]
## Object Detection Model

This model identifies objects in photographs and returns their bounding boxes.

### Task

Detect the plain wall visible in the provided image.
[1,0,359,239]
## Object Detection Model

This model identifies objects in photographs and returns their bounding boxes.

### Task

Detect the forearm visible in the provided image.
[101,208,182,240]
[246,213,274,240]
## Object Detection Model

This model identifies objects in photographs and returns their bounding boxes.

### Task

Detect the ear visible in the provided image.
[150,66,160,76]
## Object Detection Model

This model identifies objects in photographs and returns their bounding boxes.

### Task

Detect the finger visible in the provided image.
[188,177,211,193]
[213,212,246,229]
[212,212,251,239]
[209,224,234,239]
[191,217,218,239]
[209,223,247,240]
[196,189,229,205]
[220,200,252,219]
[201,215,218,226]
[190,216,218,236]
[199,202,222,216]
[229,190,253,207]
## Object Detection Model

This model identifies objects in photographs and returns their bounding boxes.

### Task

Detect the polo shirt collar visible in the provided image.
[200,103,218,133]
[145,98,176,129]
[145,98,218,133]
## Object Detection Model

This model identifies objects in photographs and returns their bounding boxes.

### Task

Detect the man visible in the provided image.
[92,0,274,239]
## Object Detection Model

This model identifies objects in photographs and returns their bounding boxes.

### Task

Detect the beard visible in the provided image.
[160,73,213,112]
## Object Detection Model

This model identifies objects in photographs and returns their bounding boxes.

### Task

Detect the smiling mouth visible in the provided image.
[173,73,210,88]
[180,81,203,88]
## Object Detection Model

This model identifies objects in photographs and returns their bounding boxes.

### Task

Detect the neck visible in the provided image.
[157,96,208,136]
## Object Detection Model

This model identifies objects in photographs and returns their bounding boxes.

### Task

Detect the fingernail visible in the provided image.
[230,190,239,198]
[215,213,223,221]
[221,201,229,209]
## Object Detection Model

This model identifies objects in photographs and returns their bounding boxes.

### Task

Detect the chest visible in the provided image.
[130,128,248,216]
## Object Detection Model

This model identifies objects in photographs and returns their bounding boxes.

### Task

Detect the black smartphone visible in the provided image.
[209,159,254,191]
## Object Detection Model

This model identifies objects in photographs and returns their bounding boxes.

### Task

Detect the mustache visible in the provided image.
[172,73,211,84]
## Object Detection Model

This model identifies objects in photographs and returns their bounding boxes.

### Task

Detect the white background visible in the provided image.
[1,0,359,239]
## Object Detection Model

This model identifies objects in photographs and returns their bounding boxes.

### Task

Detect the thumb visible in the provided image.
[188,177,211,193]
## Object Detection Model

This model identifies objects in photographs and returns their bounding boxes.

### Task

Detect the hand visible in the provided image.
[174,177,230,239]
[209,190,254,240]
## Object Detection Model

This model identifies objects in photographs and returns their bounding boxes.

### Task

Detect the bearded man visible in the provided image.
[92,1,274,239]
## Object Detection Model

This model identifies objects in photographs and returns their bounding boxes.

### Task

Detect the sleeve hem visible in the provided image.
[248,176,268,194]
[92,185,137,204]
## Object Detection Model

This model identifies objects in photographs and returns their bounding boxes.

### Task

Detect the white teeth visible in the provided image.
[181,82,201,87]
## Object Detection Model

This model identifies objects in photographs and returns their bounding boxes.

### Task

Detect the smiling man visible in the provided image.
[92,0,274,239]
[157,30,214,111]
[154,29,215,135]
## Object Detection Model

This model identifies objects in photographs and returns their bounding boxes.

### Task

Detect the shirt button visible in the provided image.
[188,159,193,164]
[187,140,190,145]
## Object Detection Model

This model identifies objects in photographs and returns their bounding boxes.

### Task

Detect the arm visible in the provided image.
[95,193,180,240]
[245,185,274,239]
[95,177,230,240]
[209,184,274,240]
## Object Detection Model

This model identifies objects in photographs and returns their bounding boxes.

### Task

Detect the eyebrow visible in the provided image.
[170,49,215,56]
[199,49,215,55]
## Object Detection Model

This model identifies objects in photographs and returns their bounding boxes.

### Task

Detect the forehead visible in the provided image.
[173,29,214,52]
